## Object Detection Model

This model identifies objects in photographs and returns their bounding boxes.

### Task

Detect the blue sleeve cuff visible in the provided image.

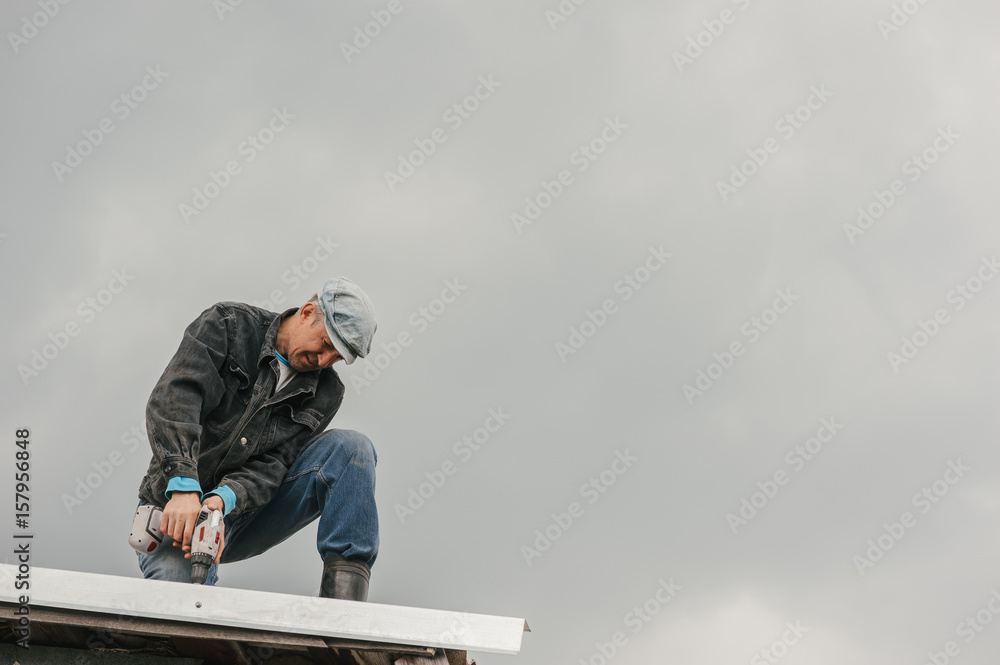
[204,486,236,516]
[165,476,203,501]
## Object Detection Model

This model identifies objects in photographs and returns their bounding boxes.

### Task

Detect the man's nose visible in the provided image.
[318,350,338,368]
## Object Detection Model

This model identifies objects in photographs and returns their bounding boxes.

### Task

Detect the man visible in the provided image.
[133,276,378,601]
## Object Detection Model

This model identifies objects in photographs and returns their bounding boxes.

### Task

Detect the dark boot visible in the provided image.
[319,555,370,602]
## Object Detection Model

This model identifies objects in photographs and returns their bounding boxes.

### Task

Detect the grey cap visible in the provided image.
[317,277,377,365]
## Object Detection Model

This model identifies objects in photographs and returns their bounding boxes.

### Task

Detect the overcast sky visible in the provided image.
[2,1,1000,663]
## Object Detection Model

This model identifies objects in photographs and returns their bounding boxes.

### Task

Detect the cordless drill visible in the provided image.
[129,504,224,584]
[189,505,224,584]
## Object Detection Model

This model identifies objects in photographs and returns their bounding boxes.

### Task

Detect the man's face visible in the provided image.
[285,303,342,372]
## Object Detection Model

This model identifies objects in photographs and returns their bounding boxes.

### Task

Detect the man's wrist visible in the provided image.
[204,486,236,516]
[165,476,203,502]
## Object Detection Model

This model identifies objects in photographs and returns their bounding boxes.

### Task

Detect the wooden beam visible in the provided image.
[395,650,451,665]
[172,636,257,665]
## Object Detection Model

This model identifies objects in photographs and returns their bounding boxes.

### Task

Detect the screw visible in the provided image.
[195,601,202,608]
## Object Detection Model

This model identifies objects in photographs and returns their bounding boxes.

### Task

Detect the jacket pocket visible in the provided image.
[224,361,252,405]
[259,407,320,452]
[289,409,321,430]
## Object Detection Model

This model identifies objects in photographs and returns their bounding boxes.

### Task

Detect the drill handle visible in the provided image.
[129,504,164,554]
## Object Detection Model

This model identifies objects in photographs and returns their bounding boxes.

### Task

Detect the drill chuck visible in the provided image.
[190,554,213,585]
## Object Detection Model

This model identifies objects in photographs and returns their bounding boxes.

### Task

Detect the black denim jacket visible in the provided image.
[137,302,344,514]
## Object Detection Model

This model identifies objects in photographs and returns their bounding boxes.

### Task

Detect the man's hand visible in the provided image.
[162,491,202,552]
[191,495,226,564]
[162,493,226,563]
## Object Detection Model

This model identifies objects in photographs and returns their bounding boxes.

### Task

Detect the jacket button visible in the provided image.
[240,437,248,445]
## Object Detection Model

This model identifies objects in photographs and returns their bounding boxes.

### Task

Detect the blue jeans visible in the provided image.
[135,429,379,586]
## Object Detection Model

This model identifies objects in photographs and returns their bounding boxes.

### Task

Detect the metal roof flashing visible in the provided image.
[0,564,527,664]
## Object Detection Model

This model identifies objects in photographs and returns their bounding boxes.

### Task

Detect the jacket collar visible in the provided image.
[257,306,321,394]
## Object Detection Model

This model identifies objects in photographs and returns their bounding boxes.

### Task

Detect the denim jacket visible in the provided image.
[137,302,345,514]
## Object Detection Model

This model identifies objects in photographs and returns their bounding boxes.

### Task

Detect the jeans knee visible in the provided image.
[320,429,376,469]
[136,546,218,585]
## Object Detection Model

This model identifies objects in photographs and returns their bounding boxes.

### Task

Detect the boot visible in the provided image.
[319,555,370,602]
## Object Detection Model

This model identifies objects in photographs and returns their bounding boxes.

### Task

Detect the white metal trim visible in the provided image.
[0,565,525,655]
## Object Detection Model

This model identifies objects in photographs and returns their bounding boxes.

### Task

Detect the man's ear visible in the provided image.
[303,301,325,327]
